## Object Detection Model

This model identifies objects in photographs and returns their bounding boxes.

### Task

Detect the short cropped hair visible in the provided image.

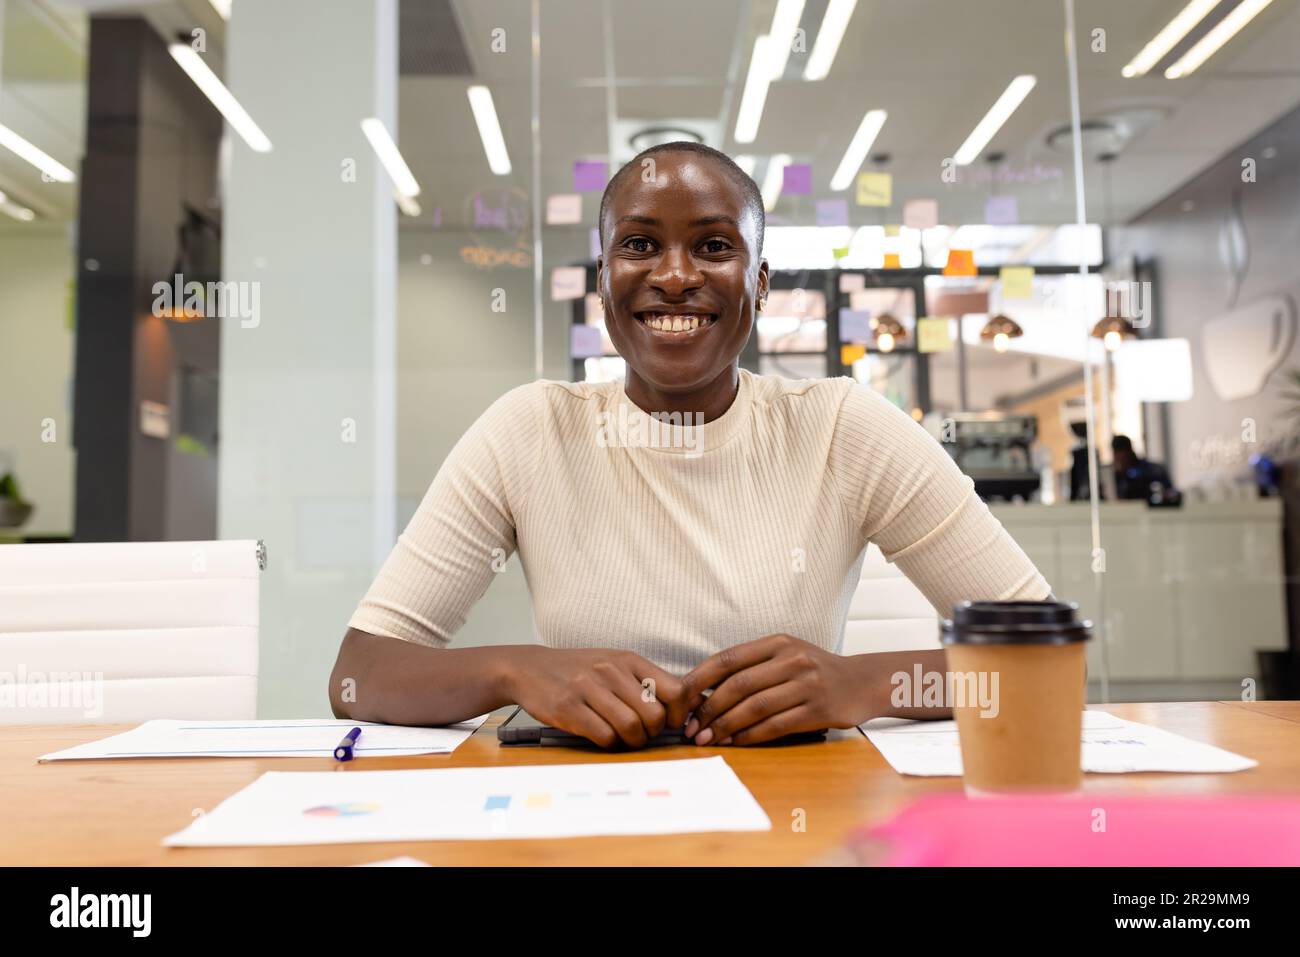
[597,141,765,258]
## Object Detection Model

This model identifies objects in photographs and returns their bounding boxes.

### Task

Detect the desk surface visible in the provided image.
[5,701,1300,866]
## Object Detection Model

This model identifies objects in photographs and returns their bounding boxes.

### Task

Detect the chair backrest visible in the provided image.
[841,543,942,655]
[0,540,261,724]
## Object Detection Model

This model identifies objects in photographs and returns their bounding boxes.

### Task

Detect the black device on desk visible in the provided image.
[497,705,828,748]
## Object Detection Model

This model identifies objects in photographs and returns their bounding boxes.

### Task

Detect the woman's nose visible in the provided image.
[647,247,704,295]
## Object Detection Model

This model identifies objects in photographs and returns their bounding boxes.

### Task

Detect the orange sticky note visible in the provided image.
[883,253,901,269]
[943,249,976,276]
[841,344,866,366]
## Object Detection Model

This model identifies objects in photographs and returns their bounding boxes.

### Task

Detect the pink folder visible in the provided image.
[850,794,1300,866]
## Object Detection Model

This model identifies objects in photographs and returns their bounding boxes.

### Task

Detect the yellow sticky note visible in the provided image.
[943,249,976,276]
[832,245,850,260]
[883,253,901,269]
[855,172,892,207]
[884,224,901,237]
[917,317,954,354]
[1000,265,1034,299]
[841,344,866,366]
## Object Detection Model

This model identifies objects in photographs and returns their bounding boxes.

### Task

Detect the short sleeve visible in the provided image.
[827,382,1051,616]
[347,382,545,646]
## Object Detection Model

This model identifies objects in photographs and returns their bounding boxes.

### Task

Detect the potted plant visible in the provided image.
[0,470,34,529]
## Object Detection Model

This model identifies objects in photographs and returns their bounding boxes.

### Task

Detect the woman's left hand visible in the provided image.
[681,634,871,746]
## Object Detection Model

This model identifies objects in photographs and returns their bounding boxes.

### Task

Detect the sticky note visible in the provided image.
[849,290,873,311]
[985,194,1019,225]
[485,795,511,811]
[832,245,850,260]
[816,198,849,227]
[839,308,872,343]
[546,193,582,225]
[526,792,553,809]
[841,344,867,366]
[883,253,901,269]
[943,249,976,276]
[573,161,608,192]
[589,227,601,260]
[856,172,892,207]
[550,265,586,300]
[884,224,901,237]
[783,163,812,195]
[1000,265,1034,299]
[570,323,603,358]
[904,199,938,230]
[839,272,866,293]
[918,317,954,353]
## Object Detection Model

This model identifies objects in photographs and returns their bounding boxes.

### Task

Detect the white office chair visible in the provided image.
[0,540,262,724]
[841,543,942,655]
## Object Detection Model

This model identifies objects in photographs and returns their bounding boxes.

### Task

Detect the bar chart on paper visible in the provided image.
[163,757,772,846]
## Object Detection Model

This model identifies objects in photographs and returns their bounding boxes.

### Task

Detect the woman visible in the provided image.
[329,142,1051,748]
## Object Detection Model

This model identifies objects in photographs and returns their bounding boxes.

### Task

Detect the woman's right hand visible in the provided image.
[504,646,687,749]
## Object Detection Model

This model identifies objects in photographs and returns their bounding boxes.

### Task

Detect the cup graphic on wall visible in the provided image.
[1202,296,1296,400]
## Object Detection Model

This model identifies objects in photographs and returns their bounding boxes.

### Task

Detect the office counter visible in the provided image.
[992,501,1289,701]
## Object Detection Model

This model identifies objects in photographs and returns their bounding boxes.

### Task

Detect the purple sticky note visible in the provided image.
[783,163,812,195]
[574,160,608,193]
[816,198,849,227]
[985,194,1019,225]
[571,323,603,359]
[839,309,872,343]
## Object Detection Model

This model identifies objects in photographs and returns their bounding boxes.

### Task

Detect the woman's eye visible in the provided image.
[701,239,731,253]
[623,237,654,253]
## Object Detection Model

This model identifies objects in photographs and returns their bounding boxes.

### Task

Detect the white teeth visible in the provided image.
[686,317,698,330]
[672,317,684,331]
[642,313,712,331]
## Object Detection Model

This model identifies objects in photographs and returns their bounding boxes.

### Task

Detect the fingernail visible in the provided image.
[685,718,699,737]
[695,728,713,745]
[719,736,733,746]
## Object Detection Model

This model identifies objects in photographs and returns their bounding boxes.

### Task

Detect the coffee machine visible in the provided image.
[940,412,1040,501]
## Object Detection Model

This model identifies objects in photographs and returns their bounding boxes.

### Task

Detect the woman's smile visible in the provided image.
[633,309,719,338]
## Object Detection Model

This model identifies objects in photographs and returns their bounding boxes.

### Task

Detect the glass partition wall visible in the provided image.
[5,0,1295,712]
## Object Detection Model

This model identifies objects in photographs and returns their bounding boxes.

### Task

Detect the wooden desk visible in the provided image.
[5,701,1300,866]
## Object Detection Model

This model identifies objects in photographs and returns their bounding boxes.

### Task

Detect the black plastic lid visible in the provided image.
[940,600,1091,645]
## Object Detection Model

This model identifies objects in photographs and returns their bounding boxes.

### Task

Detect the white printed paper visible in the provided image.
[861,709,1256,776]
[38,716,488,762]
[162,756,771,846]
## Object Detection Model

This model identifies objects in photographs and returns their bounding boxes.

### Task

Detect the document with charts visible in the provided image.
[163,756,771,845]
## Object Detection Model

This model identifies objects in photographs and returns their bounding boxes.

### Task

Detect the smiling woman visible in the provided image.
[328,142,1051,750]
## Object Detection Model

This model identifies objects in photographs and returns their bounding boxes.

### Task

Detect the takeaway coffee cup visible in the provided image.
[940,600,1091,795]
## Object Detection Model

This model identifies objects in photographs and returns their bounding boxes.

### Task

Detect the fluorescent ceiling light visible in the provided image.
[766,0,806,81]
[0,191,36,222]
[830,109,887,191]
[0,123,76,182]
[394,191,421,217]
[466,86,511,175]
[208,0,231,20]
[1121,0,1220,77]
[952,75,1037,166]
[360,117,421,201]
[735,35,781,144]
[1165,0,1275,78]
[167,44,272,152]
[804,0,857,80]
[761,153,791,212]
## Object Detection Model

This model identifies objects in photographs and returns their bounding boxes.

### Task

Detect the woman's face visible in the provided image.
[597,152,768,397]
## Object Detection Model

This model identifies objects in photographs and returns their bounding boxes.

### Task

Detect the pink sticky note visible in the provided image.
[570,324,603,358]
[546,194,582,225]
[985,194,1019,225]
[783,163,812,195]
[573,160,608,193]
[839,309,872,343]
[903,199,938,230]
[816,198,849,227]
[550,266,586,301]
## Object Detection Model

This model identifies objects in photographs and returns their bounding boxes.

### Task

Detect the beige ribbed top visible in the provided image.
[348,369,1051,674]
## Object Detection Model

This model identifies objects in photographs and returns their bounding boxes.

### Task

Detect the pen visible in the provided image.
[334,726,362,761]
